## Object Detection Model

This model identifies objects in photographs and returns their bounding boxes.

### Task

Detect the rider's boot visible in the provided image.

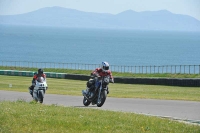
[92,101,96,105]
[86,87,91,96]
[107,87,109,94]
[83,87,90,96]
[29,86,33,97]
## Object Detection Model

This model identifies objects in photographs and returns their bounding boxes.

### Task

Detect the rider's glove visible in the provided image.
[95,73,100,77]
[32,83,35,86]
[110,78,114,83]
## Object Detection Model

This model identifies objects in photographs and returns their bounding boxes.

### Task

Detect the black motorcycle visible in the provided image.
[82,75,111,107]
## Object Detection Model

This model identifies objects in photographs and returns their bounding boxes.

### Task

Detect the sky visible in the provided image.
[0,0,200,21]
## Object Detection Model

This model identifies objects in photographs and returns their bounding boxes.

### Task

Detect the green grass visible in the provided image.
[1,66,200,78]
[1,75,200,101]
[0,69,200,132]
[0,100,199,133]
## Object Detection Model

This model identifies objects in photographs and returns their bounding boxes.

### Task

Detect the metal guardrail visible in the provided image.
[0,61,200,74]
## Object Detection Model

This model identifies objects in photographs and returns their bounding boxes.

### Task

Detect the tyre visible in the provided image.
[83,97,91,106]
[39,99,43,103]
[38,90,44,103]
[33,98,38,102]
[97,90,107,107]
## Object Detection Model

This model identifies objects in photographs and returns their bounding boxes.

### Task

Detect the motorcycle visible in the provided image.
[82,75,111,107]
[32,76,48,103]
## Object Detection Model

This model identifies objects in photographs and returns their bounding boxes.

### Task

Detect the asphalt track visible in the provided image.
[0,90,200,124]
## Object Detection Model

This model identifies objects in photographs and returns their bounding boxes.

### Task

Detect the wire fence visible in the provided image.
[0,60,200,74]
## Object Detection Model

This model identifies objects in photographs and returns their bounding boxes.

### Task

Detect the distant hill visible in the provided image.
[0,6,200,31]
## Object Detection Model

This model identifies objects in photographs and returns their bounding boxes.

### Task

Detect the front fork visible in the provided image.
[97,80,103,104]
[97,85,102,103]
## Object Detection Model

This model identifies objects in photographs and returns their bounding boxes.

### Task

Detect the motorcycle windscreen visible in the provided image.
[37,77,45,83]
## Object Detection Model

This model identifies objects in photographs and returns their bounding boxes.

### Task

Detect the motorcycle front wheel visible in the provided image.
[97,90,107,107]
[38,90,44,103]
[83,97,91,106]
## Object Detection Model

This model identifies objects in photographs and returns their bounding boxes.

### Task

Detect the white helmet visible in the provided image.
[101,62,109,72]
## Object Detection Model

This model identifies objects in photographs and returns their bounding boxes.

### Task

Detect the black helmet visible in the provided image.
[38,68,43,75]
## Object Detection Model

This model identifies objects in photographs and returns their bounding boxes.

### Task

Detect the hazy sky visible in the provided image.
[0,0,200,20]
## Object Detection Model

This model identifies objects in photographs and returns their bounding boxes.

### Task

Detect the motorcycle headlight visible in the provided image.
[104,77,109,83]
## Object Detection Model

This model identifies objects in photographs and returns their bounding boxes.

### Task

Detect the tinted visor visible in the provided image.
[103,66,109,70]
[38,70,43,75]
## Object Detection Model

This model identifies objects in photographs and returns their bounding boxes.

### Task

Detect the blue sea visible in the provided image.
[0,25,200,66]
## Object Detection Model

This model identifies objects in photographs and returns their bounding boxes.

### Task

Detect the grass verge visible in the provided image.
[0,100,199,133]
[0,75,200,101]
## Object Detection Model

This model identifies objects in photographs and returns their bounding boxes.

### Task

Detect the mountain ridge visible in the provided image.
[0,6,200,31]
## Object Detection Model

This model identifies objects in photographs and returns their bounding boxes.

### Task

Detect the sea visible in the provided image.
[0,24,200,66]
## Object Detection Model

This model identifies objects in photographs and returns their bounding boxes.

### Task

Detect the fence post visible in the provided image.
[184,65,185,74]
[128,66,129,73]
[146,66,147,74]
[135,66,136,74]
[150,66,151,74]
[131,66,133,73]
[189,65,190,74]
[171,65,172,73]
[142,66,143,73]
[139,66,140,73]
[175,65,176,74]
